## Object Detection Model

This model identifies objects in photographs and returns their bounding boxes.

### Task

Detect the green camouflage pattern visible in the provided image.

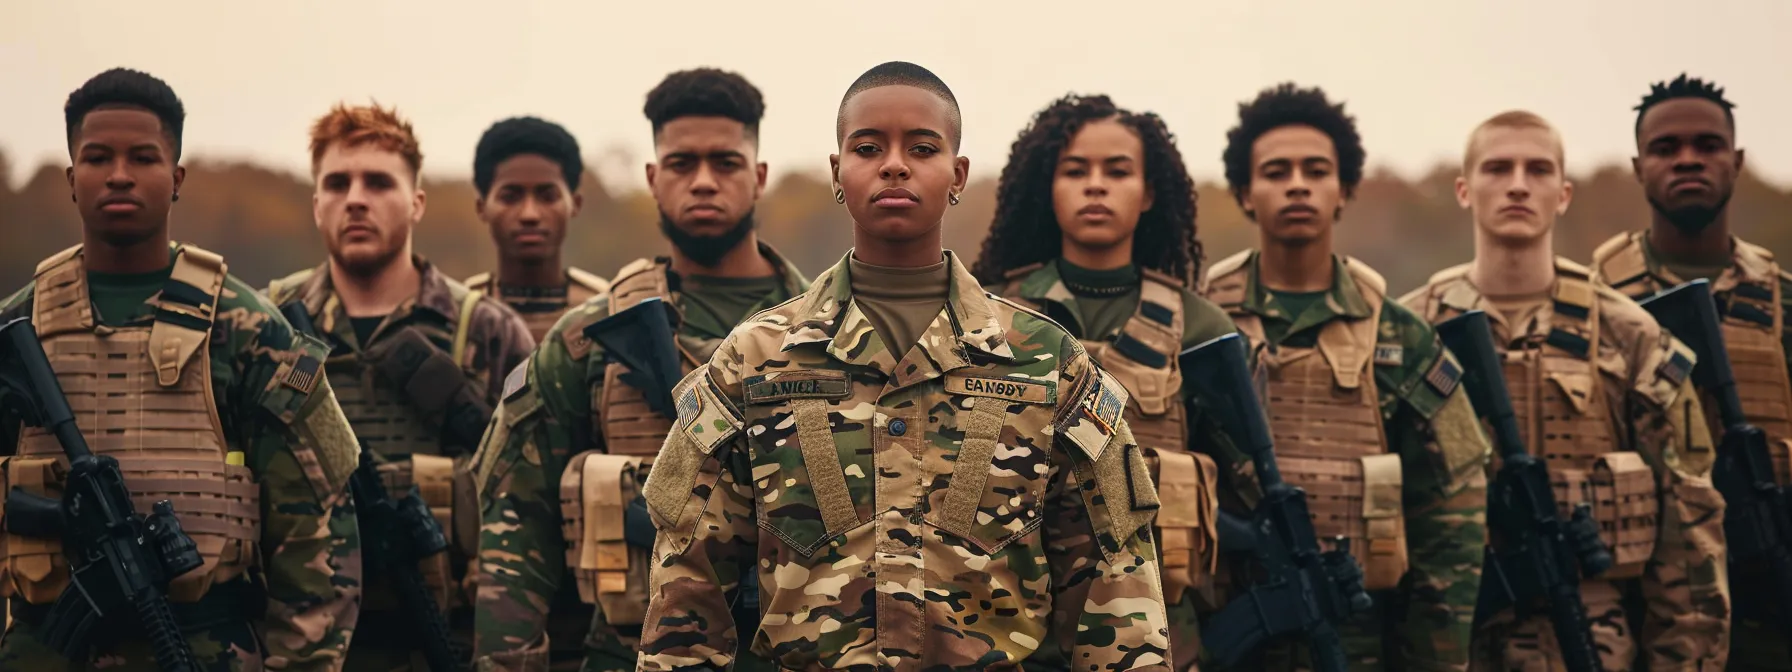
[1000,259,1235,672]
[1400,265,1729,670]
[636,251,1175,672]
[1199,253,1491,672]
[470,246,807,672]
[0,245,362,671]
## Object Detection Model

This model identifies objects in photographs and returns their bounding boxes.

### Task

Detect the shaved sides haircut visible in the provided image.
[835,61,962,151]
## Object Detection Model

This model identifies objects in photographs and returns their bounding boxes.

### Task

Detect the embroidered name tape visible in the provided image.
[743,371,850,404]
[1374,344,1403,367]
[945,375,1055,404]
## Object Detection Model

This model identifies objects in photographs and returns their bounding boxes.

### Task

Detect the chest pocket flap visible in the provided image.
[740,369,861,557]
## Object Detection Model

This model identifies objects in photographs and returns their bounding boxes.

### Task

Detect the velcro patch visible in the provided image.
[1373,344,1403,367]
[1657,349,1693,387]
[1083,369,1129,433]
[1425,353,1462,397]
[742,370,850,404]
[681,375,743,456]
[502,361,529,401]
[946,375,1055,405]
[282,354,322,396]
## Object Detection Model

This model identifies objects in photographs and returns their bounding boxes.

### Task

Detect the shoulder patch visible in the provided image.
[280,352,323,396]
[1058,368,1128,462]
[502,360,529,401]
[742,370,851,404]
[1374,343,1404,367]
[1085,369,1129,430]
[680,372,743,456]
[1425,351,1462,397]
[1656,347,1693,388]
[946,375,1056,404]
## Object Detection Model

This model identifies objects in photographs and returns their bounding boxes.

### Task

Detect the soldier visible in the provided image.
[971,93,1227,672]
[631,60,1175,672]
[1591,74,1770,669]
[470,68,807,672]
[1400,109,1729,670]
[1198,83,1490,671]
[0,67,361,671]
[265,102,535,671]
[463,117,611,343]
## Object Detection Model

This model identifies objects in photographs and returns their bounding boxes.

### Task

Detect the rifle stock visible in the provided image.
[583,297,682,420]
[1640,280,1792,650]
[0,316,199,671]
[1183,333,1370,672]
[1435,310,1605,672]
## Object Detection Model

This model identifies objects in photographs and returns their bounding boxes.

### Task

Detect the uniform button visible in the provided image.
[889,419,908,437]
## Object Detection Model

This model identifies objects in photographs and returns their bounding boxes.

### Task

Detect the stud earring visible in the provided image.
[834,189,845,204]
[948,191,961,206]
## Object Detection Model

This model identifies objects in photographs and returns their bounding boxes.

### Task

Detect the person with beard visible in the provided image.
[1591,73,1782,670]
[0,68,362,671]
[1403,110,1727,671]
[265,101,536,672]
[1198,83,1490,671]
[970,93,1228,672]
[464,116,612,343]
[636,61,1176,672]
[468,67,805,672]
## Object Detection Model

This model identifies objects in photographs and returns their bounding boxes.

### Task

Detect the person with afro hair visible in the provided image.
[1594,73,1771,671]
[1197,83,1489,671]
[463,116,612,343]
[972,92,1231,672]
[0,68,364,672]
[470,67,804,672]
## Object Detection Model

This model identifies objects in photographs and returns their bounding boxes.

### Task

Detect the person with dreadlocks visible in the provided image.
[971,93,1228,672]
[1592,72,1774,670]
[1198,83,1490,671]
[636,61,1176,671]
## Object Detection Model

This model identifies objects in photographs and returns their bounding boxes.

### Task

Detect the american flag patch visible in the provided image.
[282,354,321,395]
[1657,350,1693,387]
[1425,354,1461,397]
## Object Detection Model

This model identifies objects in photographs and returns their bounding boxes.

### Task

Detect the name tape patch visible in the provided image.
[743,371,851,404]
[1374,344,1404,367]
[945,375,1055,405]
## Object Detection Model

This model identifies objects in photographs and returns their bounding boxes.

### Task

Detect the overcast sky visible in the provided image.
[4,0,1788,191]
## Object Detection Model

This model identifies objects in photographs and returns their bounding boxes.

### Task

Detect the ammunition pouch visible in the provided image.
[559,451,650,626]
[1550,452,1657,580]
[1359,453,1408,591]
[367,327,493,452]
[1147,449,1218,601]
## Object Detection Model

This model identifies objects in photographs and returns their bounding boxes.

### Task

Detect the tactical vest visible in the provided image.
[1,244,260,605]
[1414,261,1657,579]
[272,274,487,611]
[589,258,701,463]
[1204,252,1408,590]
[1595,233,1792,485]
[997,264,1218,599]
[465,268,609,344]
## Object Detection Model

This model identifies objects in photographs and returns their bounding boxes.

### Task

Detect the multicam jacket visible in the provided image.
[633,251,1176,672]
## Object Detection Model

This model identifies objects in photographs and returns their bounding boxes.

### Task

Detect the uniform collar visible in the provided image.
[1241,252,1374,331]
[781,250,1014,374]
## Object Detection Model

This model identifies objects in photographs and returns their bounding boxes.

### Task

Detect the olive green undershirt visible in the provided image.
[1657,250,1731,283]
[848,256,951,355]
[1262,289,1328,344]
[87,266,172,327]
[681,274,787,335]
[1056,259,1141,340]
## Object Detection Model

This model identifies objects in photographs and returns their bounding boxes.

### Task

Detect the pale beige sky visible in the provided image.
[4,0,1788,191]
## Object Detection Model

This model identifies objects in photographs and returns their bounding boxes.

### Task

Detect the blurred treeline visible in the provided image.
[2,149,1789,295]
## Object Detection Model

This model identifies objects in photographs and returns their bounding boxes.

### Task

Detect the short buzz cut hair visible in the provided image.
[473,116,583,196]
[643,68,766,141]
[64,68,187,160]
[1634,73,1737,140]
[1462,109,1564,174]
[308,101,423,180]
[836,61,962,151]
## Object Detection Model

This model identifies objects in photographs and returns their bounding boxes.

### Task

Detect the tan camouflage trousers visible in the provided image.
[1469,581,1633,672]
[0,615,265,672]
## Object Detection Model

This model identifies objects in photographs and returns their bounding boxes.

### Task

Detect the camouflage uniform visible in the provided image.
[471,245,806,672]
[0,242,362,671]
[632,250,1177,671]
[267,256,535,672]
[1594,231,1771,668]
[464,268,611,344]
[995,261,1230,672]
[1199,250,1491,672]
[1402,256,1729,670]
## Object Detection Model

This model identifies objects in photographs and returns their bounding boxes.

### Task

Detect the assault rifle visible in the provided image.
[1641,279,1792,649]
[278,302,467,672]
[1436,310,1609,672]
[1182,333,1373,672]
[0,316,201,671]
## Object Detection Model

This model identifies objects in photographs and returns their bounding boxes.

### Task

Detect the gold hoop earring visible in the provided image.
[834,189,845,204]
[948,191,961,206]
